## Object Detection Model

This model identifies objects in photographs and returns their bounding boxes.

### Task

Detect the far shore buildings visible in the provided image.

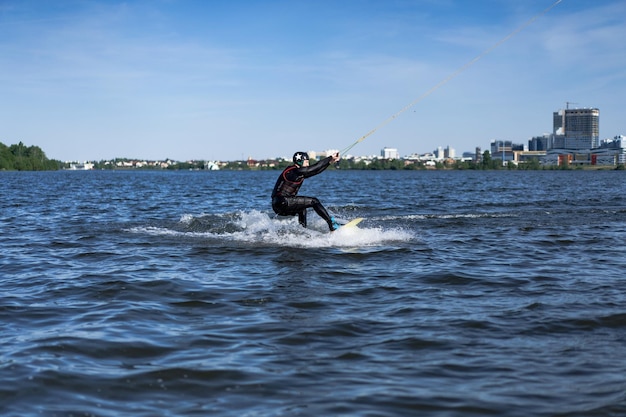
[381,147,400,159]
[64,105,623,170]
[388,105,623,168]
[490,106,626,167]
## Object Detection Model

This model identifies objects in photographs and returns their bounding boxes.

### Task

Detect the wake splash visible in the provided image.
[128,210,413,248]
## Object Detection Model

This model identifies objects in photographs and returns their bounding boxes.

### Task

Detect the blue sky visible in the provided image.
[1,0,625,162]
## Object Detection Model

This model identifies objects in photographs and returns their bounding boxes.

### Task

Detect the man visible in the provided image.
[271,151,341,231]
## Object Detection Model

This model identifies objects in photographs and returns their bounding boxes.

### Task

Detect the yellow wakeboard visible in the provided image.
[342,217,364,228]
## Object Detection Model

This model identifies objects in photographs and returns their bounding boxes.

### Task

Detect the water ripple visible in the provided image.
[2,170,626,416]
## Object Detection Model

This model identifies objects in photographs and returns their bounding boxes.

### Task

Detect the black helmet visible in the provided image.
[293,152,309,166]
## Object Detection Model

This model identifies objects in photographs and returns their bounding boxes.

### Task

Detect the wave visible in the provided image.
[377,212,519,221]
[127,210,414,249]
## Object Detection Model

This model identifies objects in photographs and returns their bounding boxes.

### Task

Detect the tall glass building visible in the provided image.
[552,108,600,150]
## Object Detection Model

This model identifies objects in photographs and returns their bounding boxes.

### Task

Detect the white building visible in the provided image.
[68,162,94,170]
[381,147,399,159]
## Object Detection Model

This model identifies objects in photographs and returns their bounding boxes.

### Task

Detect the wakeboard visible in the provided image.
[341,217,364,228]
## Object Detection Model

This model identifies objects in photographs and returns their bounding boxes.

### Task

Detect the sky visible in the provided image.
[1,0,625,162]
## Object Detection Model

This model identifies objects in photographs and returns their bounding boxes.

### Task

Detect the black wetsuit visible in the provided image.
[271,156,335,230]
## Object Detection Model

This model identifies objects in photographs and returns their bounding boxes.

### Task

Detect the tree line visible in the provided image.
[2,141,622,171]
[0,141,61,171]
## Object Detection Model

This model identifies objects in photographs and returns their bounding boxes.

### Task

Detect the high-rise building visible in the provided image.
[381,147,399,159]
[444,146,455,159]
[474,147,482,163]
[529,134,551,151]
[552,107,599,150]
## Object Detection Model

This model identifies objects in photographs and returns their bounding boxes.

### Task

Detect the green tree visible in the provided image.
[481,150,503,170]
[0,141,60,170]
[0,142,13,170]
[518,157,541,170]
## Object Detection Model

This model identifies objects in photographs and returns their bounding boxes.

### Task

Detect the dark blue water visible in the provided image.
[2,169,626,416]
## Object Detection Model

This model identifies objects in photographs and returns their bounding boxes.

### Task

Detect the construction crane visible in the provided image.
[565,101,578,109]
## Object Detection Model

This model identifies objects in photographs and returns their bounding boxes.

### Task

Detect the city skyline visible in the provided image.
[3,103,623,165]
[2,1,625,162]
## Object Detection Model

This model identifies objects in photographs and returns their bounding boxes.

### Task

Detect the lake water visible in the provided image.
[2,169,626,416]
